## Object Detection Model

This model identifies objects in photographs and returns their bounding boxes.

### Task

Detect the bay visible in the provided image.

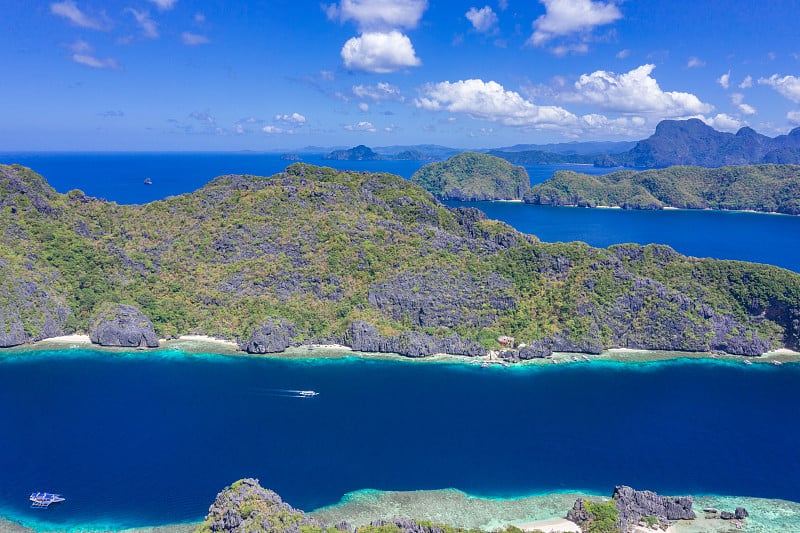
[1,352,799,530]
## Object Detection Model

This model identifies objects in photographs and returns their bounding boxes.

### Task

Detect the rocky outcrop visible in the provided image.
[197,478,319,533]
[568,486,695,533]
[613,485,695,531]
[88,303,159,348]
[347,320,487,357]
[243,319,297,354]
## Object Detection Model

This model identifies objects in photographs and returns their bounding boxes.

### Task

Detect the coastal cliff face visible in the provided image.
[411,152,530,201]
[1,162,799,357]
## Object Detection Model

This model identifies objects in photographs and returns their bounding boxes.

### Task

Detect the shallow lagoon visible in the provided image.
[2,350,799,531]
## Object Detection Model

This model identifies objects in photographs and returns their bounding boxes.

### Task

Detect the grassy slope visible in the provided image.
[524,164,800,214]
[1,162,799,352]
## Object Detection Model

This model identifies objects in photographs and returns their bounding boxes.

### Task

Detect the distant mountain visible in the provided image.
[524,164,800,214]
[322,145,385,161]
[374,144,461,160]
[494,140,637,155]
[487,150,596,165]
[610,119,800,168]
[411,152,530,201]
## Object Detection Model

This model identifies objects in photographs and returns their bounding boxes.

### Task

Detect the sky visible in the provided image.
[2,0,800,151]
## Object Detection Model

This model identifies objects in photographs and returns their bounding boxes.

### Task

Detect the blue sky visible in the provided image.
[2,0,800,150]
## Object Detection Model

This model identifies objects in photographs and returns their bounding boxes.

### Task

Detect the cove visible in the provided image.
[1,350,799,531]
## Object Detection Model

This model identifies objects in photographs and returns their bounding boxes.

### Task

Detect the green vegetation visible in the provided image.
[411,152,530,200]
[524,164,800,214]
[582,499,620,533]
[1,162,799,355]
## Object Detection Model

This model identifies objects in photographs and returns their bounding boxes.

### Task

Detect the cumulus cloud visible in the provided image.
[739,75,753,89]
[415,78,578,127]
[758,74,800,104]
[731,93,756,115]
[326,0,427,31]
[615,49,630,59]
[262,126,285,134]
[687,57,705,68]
[274,112,306,125]
[529,0,621,46]
[147,0,177,10]
[125,8,158,39]
[466,6,498,33]
[50,1,110,30]
[717,71,730,90]
[352,82,404,101]
[190,110,215,124]
[341,31,421,73]
[182,32,209,45]
[788,110,800,125]
[699,113,744,132]
[344,121,377,132]
[68,39,119,69]
[564,64,713,116]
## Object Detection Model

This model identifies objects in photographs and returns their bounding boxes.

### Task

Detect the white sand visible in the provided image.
[175,335,239,349]
[37,334,92,344]
[516,518,581,532]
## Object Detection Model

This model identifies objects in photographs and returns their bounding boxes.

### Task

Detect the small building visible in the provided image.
[497,335,515,348]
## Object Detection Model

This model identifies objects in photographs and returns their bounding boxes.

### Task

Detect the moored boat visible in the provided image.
[30,492,65,508]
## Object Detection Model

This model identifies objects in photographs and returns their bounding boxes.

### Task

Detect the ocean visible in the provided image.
[1,352,798,530]
[2,153,800,531]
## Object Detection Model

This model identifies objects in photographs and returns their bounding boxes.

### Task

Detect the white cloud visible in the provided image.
[262,126,285,134]
[415,78,578,127]
[352,82,403,101]
[551,43,588,56]
[687,57,705,68]
[699,113,744,132]
[788,110,800,125]
[147,0,177,10]
[274,113,306,125]
[739,75,753,89]
[327,0,427,31]
[731,93,756,115]
[125,8,158,39]
[758,74,800,104]
[359,102,370,111]
[616,49,630,59]
[190,111,215,124]
[529,0,621,46]
[466,6,498,33]
[50,1,109,30]
[717,71,730,90]
[344,121,377,132]
[341,31,421,73]
[182,32,209,45]
[68,40,119,69]
[565,64,713,115]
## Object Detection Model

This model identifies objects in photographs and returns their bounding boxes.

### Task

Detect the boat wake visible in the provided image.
[249,388,319,398]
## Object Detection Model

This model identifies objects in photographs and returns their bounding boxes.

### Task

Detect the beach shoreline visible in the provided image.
[3,335,799,367]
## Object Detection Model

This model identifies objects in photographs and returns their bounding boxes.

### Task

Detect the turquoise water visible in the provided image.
[1,352,799,530]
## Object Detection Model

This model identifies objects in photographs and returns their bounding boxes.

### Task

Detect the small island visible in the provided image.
[411,152,530,201]
[524,164,800,214]
[323,145,385,161]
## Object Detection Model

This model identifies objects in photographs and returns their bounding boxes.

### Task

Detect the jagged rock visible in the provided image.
[566,498,592,525]
[720,511,734,520]
[88,303,159,348]
[198,478,318,533]
[244,319,296,354]
[347,320,487,357]
[613,486,695,532]
[735,507,749,519]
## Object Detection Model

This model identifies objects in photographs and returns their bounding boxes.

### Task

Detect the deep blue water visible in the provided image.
[1,353,799,529]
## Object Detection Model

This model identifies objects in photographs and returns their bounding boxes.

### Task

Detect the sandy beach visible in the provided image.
[515,517,581,532]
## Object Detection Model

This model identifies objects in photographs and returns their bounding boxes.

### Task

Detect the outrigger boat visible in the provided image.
[30,492,65,508]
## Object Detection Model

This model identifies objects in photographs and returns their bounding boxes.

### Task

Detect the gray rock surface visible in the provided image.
[244,319,296,354]
[348,320,487,357]
[201,478,318,533]
[88,303,159,348]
